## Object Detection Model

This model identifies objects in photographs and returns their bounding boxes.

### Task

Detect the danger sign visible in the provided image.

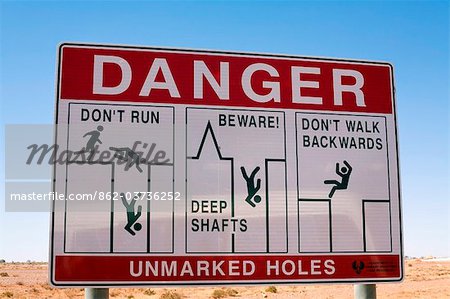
[50,43,403,286]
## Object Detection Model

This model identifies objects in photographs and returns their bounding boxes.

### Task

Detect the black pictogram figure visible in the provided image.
[241,166,262,207]
[110,147,147,172]
[121,192,143,236]
[76,125,103,159]
[352,260,365,274]
[324,160,352,198]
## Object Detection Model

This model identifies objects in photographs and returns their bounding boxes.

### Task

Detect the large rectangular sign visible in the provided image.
[50,43,402,286]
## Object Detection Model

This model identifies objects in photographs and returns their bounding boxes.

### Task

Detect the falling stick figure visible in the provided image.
[241,166,262,208]
[77,125,103,159]
[121,192,142,236]
[324,160,352,198]
[110,147,147,172]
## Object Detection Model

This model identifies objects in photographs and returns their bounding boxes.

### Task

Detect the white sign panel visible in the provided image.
[50,44,402,286]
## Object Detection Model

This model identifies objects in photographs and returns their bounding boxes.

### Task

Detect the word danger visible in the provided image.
[218,113,279,128]
[129,258,336,278]
[93,55,366,106]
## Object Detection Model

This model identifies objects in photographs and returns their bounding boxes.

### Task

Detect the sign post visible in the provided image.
[354,284,377,299]
[50,43,402,287]
[85,288,108,299]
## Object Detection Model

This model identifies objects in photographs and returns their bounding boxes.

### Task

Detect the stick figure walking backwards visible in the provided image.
[121,192,143,236]
[324,160,352,198]
[241,166,262,208]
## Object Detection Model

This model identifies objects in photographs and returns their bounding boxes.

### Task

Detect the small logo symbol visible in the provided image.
[352,260,365,274]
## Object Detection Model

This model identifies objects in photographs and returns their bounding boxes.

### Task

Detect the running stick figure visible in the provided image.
[241,166,262,207]
[121,192,142,236]
[110,147,147,172]
[77,125,103,159]
[324,160,352,198]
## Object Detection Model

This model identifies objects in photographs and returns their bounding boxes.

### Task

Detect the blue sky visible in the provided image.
[0,1,449,261]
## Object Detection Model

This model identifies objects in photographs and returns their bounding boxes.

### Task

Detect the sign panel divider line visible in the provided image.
[362,199,393,253]
[147,164,151,253]
[384,115,394,253]
[110,163,115,253]
[265,159,288,253]
[298,198,332,253]
[265,160,269,253]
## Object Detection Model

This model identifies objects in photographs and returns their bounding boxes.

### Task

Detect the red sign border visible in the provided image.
[50,43,403,287]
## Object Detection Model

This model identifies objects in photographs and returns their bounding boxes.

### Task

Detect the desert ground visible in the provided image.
[1,258,449,299]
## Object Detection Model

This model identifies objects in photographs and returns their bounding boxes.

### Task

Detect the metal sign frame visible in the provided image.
[50,43,403,287]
